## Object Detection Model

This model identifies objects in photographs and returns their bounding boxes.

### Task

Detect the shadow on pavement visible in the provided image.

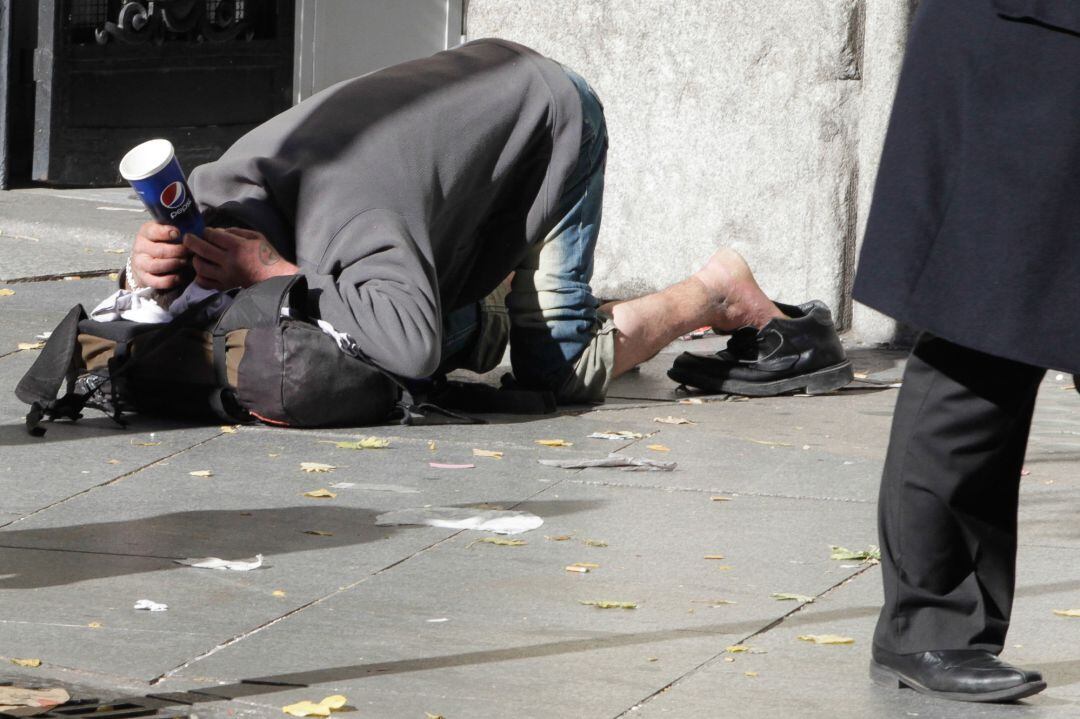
[0,500,603,589]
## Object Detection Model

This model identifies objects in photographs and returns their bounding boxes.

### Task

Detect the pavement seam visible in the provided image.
[0,431,228,531]
[147,473,578,687]
[1,268,118,284]
[561,476,873,504]
[611,562,878,718]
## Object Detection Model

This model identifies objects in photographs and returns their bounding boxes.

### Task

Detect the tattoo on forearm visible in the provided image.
[258,241,280,266]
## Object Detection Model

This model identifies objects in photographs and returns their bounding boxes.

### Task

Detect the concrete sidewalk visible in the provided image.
[2,191,1080,718]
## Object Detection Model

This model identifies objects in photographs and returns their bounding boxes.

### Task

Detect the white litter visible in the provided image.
[133,599,168,612]
[175,554,263,571]
[375,507,543,535]
[330,482,419,493]
[427,618,449,623]
[588,431,645,441]
[539,453,676,472]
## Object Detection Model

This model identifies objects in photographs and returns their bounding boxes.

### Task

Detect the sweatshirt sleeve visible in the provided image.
[302,209,442,379]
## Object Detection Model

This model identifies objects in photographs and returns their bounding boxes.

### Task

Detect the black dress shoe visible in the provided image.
[870,645,1046,703]
[667,300,853,396]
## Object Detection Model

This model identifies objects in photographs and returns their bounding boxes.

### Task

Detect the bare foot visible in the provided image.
[692,248,787,331]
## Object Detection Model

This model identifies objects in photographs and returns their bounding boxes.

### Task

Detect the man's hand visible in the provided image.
[183,227,299,291]
[130,221,191,291]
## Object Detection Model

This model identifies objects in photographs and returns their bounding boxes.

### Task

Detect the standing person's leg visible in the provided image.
[509,68,785,402]
[871,334,1046,702]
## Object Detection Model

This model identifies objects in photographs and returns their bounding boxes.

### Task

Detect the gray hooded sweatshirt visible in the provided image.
[189,39,583,378]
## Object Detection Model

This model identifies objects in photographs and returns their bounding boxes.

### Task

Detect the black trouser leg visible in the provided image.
[873,334,1045,654]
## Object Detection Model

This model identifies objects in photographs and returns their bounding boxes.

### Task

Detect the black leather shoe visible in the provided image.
[667,300,853,396]
[870,645,1046,703]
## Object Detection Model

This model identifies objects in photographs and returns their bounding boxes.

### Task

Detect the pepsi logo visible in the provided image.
[160,181,187,209]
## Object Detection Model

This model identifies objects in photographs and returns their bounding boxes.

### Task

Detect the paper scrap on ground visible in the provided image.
[17,342,45,351]
[175,554,263,571]
[588,431,644,441]
[282,695,348,717]
[330,436,389,450]
[0,288,14,297]
[0,686,69,715]
[300,462,335,473]
[654,416,694,425]
[580,600,637,609]
[429,462,475,469]
[468,537,526,548]
[536,439,573,447]
[829,545,881,562]
[566,562,599,573]
[375,507,543,535]
[1053,609,1080,617]
[10,658,41,668]
[303,489,337,499]
[472,448,504,459]
[133,599,168,612]
[188,470,213,478]
[798,634,855,645]
[330,482,419,494]
[772,593,815,603]
[539,453,676,472]
[220,425,238,434]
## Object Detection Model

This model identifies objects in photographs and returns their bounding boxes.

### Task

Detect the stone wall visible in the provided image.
[466,0,917,342]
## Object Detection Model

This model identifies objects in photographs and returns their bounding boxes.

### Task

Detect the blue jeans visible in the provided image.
[438,67,609,398]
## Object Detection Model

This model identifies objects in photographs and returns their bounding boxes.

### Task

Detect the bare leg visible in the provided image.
[601,248,784,377]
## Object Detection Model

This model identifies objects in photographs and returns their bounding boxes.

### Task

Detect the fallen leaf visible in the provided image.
[103,248,127,254]
[579,600,637,609]
[772,593,815,603]
[583,539,608,548]
[654,416,693,425]
[0,685,69,713]
[10,658,41,668]
[188,470,213,478]
[710,496,732,502]
[716,565,734,571]
[131,440,161,447]
[829,545,881,562]
[428,440,437,451]
[88,622,102,629]
[468,537,526,548]
[726,645,749,653]
[269,453,281,458]
[303,530,334,537]
[272,590,287,597]
[300,462,336,473]
[545,534,573,541]
[425,714,445,719]
[1053,609,1080,617]
[704,555,726,560]
[219,425,238,434]
[429,462,475,469]
[331,436,390,450]
[745,671,759,677]
[303,489,337,499]
[107,459,120,465]
[536,439,573,447]
[798,634,855,645]
[647,444,671,452]
[17,341,44,351]
[0,288,14,297]
[108,272,121,281]
[647,657,659,662]
[282,694,348,717]
[472,448,504,459]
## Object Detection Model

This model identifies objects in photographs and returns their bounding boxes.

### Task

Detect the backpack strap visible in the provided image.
[15,305,87,436]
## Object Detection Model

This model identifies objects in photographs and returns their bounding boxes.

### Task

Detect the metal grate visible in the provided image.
[67,0,111,28]
[207,0,246,24]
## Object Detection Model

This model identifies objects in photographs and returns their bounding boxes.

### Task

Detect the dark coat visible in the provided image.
[189,39,582,379]
[854,0,1080,373]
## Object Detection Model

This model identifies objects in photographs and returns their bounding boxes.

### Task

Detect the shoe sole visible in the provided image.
[668,361,854,397]
[870,660,1047,704]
